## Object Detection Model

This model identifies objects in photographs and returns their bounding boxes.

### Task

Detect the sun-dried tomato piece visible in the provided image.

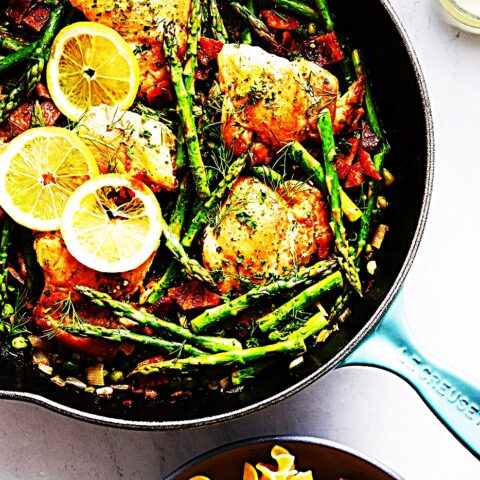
[301,32,345,66]
[196,37,223,80]
[23,6,50,32]
[36,83,51,99]
[344,162,364,188]
[8,102,33,137]
[40,100,61,126]
[144,297,174,318]
[198,37,223,65]
[168,280,222,310]
[261,10,300,30]
[5,0,34,24]
[336,137,360,179]
[358,147,382,180]
[361,121,381,151]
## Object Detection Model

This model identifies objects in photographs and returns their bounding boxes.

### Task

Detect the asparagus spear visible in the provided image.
[237,0,255,45]
[317,110,362,294]
[143,172,216,304]
[62,323,205,357]
[352,49,385,139]
[175,122,187,170]
[351,50,391,257]
[169,174,194,238]
[191,259,337,332]
[0,79,26,124]
[210,0,229,43]
[269,310,328,342]
[184,0,202,98]
[251,165,283,186]
[313,0,353,83]
[257,271,343,333]
[164,23,211,198]
[0,220,12,308]
[0,36,25,53]
[75,286,243,353]
[328,287,351,322]
[231,359,278,385]
[231,3,283,51]
[313,0,334,32]
[144,262,180,304]
[267,0,319,22]
[26,2,67,95]
[289,141,362,222]
[0,42,38,75]
[0,2,66,121]
[128,339,307,376]
[182,154,247,248]
[140,176,193,304]
[159,208,216,286]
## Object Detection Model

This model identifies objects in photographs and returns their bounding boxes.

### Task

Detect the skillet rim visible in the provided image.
[0,0,435,429]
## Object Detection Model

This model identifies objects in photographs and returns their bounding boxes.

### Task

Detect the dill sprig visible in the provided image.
[43,294,86,339]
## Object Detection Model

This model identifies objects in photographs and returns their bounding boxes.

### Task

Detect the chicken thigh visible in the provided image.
[203,176,332,293]
[69,0,191,103]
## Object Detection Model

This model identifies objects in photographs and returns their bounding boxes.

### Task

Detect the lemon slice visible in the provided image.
[60,174,162,273]
[46,22,140,121]
[0,127,99,231]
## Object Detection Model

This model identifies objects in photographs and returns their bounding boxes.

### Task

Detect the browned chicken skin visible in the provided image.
[203,176,332,293]
[33,232,155,358]
[333,76,366,135]
[218,44,339,164]
[69,0,191,103]
[76,105,177,192]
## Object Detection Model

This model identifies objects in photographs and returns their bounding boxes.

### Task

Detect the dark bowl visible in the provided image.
[0,0,433,428]
[165,436,404,480]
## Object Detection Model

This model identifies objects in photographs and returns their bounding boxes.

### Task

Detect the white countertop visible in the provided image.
[1,0,480,478]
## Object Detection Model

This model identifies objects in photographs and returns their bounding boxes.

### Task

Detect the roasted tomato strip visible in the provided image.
[358,147,382,180]
[336,137,360,179]
[23,6,50,32]
[344,162,364,188]
[196,37,224,80]
[261,10,300,30]
[301,32,345,66]
[168,280,222,310]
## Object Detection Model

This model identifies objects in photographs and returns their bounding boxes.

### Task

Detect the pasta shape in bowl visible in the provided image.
[190,445,313,480]
[171,436,403,480]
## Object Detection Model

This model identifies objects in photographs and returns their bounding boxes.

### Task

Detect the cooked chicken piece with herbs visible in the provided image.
[76,104,177,192]
[69,0,191,103]
[33,232,155,358]
[218,44,339,163]
[202,176,332,293]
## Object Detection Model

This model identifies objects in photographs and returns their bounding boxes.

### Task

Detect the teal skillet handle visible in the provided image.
[341,289,480,459]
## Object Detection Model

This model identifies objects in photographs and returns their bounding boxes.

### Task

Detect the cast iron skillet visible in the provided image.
[6,0,477,452]
[164,436,404,480]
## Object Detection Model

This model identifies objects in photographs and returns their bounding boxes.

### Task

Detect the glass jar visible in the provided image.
[438,0,480,33]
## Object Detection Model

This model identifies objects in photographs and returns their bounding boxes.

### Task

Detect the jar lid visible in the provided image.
[439,0,480,29]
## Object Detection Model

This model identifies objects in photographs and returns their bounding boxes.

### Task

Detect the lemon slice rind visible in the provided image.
[60,174,162,273]
[0,127,99,231]
[46,22,140,121]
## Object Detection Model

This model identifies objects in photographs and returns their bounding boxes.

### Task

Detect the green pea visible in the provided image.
[108,370,124,383]
[12,336,28,349]
[2,303,14,318]
[63,360,80,374]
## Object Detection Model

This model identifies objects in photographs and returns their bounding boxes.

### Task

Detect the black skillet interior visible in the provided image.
[165,436,404,480]
[0,0,431,427]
